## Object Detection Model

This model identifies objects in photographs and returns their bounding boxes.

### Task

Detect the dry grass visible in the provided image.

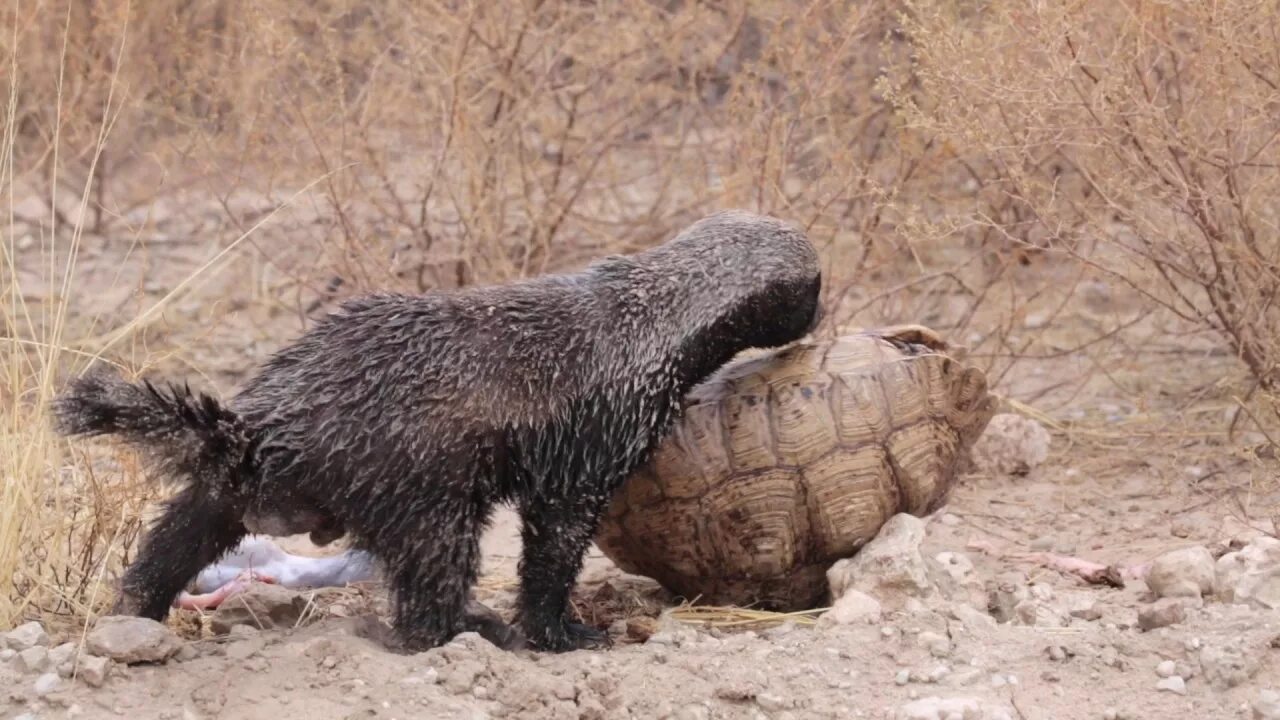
[2,0,1277,632]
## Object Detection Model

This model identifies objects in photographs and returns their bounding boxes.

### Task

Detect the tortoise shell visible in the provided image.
[594,325,999,611]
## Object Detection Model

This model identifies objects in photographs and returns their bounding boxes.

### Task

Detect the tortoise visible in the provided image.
[593,324,999,611]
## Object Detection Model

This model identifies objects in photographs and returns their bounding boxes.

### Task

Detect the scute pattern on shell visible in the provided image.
[595,325,999,611]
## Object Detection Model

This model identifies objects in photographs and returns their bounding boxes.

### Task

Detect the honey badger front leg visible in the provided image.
[514,491,614,652]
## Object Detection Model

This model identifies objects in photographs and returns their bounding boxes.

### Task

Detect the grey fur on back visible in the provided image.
[53,209,823,653]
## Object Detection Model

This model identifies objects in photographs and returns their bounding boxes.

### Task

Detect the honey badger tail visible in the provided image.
[51,364,255,499]
[52,364,258,620]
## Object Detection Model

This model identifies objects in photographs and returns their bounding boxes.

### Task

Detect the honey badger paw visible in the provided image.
[526,620,612,652]
[464,599,527,651]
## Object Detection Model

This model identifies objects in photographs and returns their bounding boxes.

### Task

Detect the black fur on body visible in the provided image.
[53,210,823,653]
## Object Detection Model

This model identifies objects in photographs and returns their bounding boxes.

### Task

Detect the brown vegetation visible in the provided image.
[2,0,1276,631]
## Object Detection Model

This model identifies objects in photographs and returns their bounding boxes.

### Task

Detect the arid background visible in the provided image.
[2,1,1279,718]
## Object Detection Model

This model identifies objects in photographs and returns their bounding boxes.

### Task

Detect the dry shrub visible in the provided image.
[893,0,1280,425]
[5,0,968,629]
[15,0,1264,630]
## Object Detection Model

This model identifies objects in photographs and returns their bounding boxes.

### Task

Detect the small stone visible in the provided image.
[940,514,961,526]
[1156,676,1186,695]
[933,552,978,586]
[756,693,787,712]
[1170,517,1198,538]
[948,604,997,632]
[86,616,182,664]
[1252,689,1280,720]
[48,643,76,674]
[970,413,1051,476]
[321,655,338,669]
[210,583,307,634]
[1103,710,1119,720]
[819,589,883,626]
[16,646,50,673]
[918,632,951,658]
[1216,536,1280,610]
[1047,645,1067,662]
[1030,537,1054,551]
[625,616,658,642]
[78,655,110,687]
[1200,643,1260,690]
[5,621,49,651]
[945,667,984,687]
[826,514,934,610]
[1138,600,1186,631]
[33,671,61,696]
[647,631,674,645]
[1156,660,1177,678]
[1146,546,1216,599]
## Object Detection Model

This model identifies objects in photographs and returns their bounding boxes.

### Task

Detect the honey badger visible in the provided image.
[53,209,823,652]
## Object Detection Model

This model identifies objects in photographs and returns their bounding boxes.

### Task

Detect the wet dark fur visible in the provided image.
[52,210,823,653]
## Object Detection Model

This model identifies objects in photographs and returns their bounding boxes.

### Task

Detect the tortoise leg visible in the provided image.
[514,493,613,652]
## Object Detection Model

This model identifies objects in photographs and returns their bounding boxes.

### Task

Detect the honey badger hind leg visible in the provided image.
[513,491,614,652]
[116,485,248,620]
[376,491,513,652]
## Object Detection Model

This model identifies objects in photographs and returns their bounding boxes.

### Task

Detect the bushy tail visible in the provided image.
[52,365,255,498]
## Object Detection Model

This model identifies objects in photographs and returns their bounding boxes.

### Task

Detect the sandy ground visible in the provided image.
[6,196,1280,720]
[5,443,1280,720]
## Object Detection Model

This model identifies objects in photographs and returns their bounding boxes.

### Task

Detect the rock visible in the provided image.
[827,514,933,609]
[625,616,659,642]
[969,413,1051,476]
[819,589,882,627]
[1156,660,1177,678]
[1216,536,1280,609]
[918,632,951,658]
[755,693,788,712]
[48,643,76,676]
[78,655,110,687]
[1200,643,1260,690]
[896,696,983,720]
[33,671,61,696]
[947,603,997,632]
[1155,676,1186,695]
[210,582,308,634]
[86,616,182,664]
[1253,689,1280,720]
[933,552,978,586]
[5,621,49,651]
[15,646,50,673]
[1138,600,1186,631]
[1146,546,1216,599]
